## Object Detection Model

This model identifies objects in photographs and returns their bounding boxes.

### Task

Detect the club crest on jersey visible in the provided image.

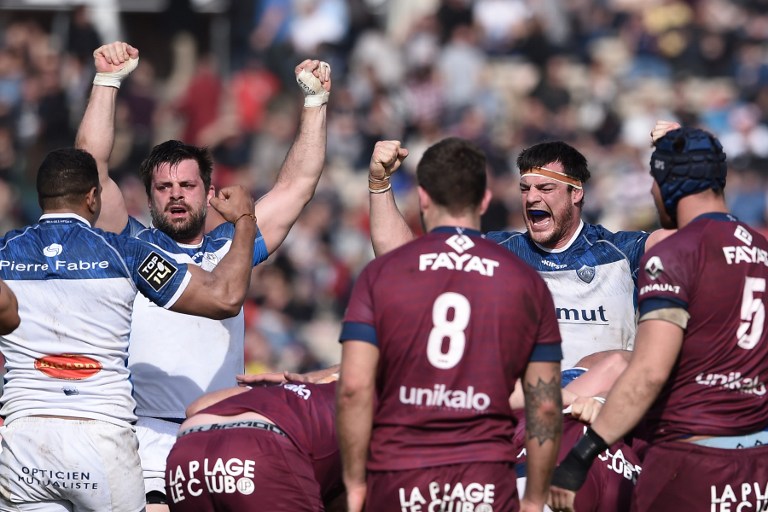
[201,252,220,271]
[644,256,664,279]
[446,234,475,254]
[576,265,595,283]
[43,243,63,257]
[139,251,178,291]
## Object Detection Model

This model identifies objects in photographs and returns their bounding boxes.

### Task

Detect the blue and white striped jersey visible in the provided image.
[122,217,269,419]
[486,221,649,368]
[0,214,191,426]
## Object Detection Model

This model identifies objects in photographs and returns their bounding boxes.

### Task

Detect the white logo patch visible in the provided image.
[735,225,753,246]
[644,256,664,279]
[43,243,62,257]
[446,234,475,254]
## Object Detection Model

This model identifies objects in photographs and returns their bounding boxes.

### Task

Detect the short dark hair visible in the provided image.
[517,141,591,184]
[37,148,99,209]
[417,137,487,214]
[139,140,214,195]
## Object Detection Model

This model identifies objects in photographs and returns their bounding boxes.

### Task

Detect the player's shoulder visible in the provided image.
[583,223,648,247]
[484,228,528,249]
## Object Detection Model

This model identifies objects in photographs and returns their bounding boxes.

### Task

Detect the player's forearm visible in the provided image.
[590,320,678,444]
[589,361,665,445]
[75,85,117,178]
[275,105,327,201]
[524,441,560,506]
[207,216,258,312]
[337,385,373,489]
[523,363,563,503]
[369,191,415,256]
[253,105,326,253]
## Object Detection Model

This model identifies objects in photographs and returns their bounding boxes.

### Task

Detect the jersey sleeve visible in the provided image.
[121,237,192,308]
[208,221,269,266]
[339,263,377,346]
[529,274,563,362]
[637,236,696,316]
[122,216,148,238]
[616,230,651,283]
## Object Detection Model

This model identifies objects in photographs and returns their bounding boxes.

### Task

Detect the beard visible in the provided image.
[150,203,207,242]
[529,205,576,248]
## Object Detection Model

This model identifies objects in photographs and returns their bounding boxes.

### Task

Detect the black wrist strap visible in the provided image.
[551,427,609,491]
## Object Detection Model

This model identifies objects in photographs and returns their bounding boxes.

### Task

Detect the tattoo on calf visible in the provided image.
[524,376,562,446]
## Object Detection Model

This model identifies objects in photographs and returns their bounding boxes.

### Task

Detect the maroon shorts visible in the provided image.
[631,441,768,512]
[165,423,323,512]
[366,462,518,512]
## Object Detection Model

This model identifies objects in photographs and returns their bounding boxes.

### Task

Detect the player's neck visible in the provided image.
[172,232,205,245]
[425,215,481,232]
[675,193,729,228]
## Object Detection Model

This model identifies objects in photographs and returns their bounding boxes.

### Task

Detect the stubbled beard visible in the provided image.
[150,204,206,241]
[531,205,575,247]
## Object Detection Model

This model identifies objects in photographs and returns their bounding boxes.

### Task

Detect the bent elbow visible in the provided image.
[210,303,241,320]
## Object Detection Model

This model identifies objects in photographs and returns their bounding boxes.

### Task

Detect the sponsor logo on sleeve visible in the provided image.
[139,252,178,291]
[644,256,664,279]
[34,354,102,380]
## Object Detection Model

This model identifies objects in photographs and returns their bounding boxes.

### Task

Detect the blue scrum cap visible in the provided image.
[650,127,727,218]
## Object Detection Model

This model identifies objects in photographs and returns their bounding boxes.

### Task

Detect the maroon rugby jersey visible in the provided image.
[636,213,768,442]
[513,416,639,512]
[341,227,562,471]
[199,382,341,500]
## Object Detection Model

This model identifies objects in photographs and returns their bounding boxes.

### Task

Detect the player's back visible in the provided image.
[638,214,768,440]
[0,216,151,425]
[362,227,560,470]
[200,382,341,499]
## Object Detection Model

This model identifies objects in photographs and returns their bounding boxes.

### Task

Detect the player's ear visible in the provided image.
[571,186,584,206]
[417,186,431,212]
[478,188,492,216]
[86,186,100,214]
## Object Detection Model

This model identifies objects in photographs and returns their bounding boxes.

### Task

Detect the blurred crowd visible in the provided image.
[1,0,768,375]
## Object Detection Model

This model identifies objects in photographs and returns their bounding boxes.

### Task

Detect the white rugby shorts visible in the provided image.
[135,417,180,495]
[0,417,144,512]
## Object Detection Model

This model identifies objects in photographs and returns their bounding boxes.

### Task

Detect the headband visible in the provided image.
[520,166,583,189]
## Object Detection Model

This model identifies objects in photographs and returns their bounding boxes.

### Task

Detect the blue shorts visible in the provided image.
[561,367,587,387]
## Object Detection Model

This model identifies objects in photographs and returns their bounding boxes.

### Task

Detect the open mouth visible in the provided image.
[168,204,188,218]
[527,209,552,229]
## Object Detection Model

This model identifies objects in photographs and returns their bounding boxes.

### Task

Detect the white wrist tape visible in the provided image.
[296,62,330,107]
[93,57,139,89]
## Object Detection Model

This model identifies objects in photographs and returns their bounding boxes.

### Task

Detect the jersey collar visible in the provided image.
[430,226,483,237]
[693,212,738,223]
[39,213,91,227]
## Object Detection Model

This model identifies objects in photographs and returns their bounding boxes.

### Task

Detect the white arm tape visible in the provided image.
[304,91,330,107]
[296,64,330,107]
[93,57,139,89]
